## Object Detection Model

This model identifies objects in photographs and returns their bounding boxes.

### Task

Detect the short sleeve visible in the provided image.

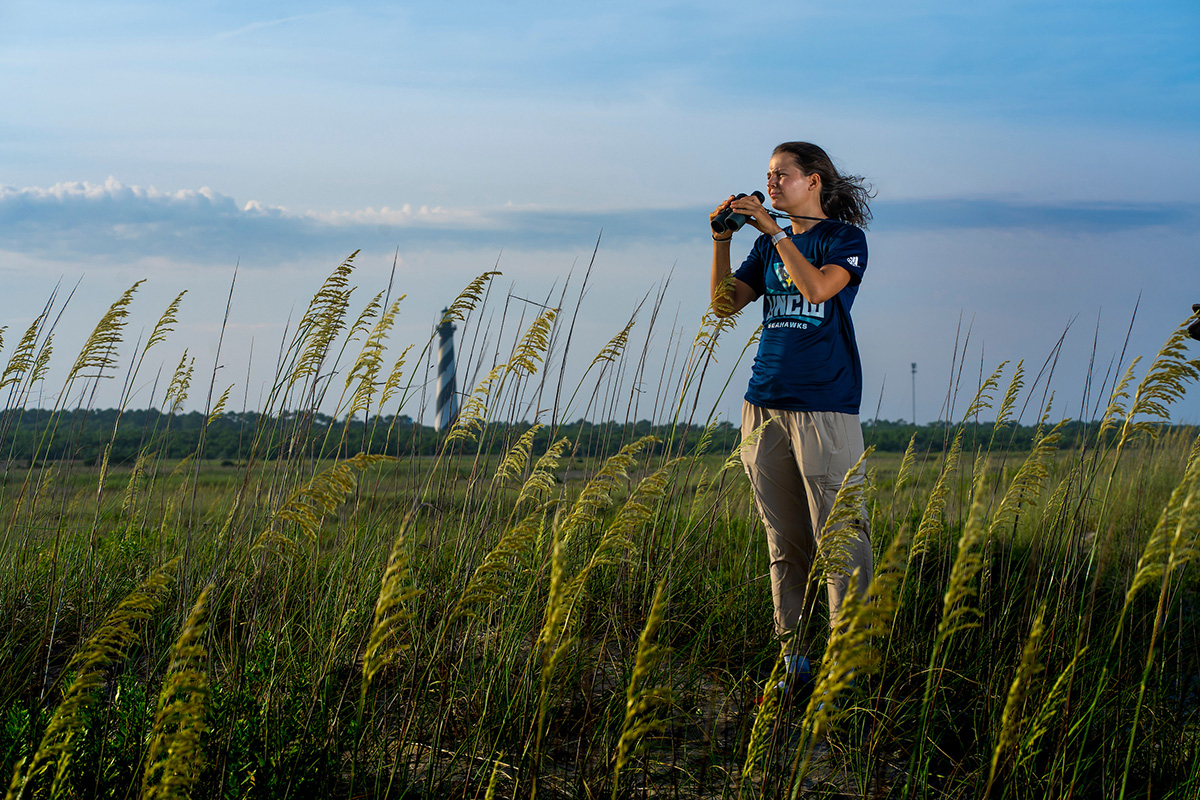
[821,225,867,286]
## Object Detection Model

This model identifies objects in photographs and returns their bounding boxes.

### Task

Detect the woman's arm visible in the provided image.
[776,241,852,304]
[727,194,852,305]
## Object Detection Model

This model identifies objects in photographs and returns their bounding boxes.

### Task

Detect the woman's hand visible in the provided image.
[729,193,783,236]
[709,196,735,240]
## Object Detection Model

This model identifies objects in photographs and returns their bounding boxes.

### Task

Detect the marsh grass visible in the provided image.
[1,260,1198,798]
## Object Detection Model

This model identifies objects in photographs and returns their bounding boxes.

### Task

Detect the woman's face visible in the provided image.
[766,153,819,213]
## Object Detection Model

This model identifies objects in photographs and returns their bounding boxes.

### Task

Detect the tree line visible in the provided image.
[0,407,1171,467]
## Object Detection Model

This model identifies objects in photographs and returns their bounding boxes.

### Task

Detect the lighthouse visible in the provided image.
[435,308,459,432]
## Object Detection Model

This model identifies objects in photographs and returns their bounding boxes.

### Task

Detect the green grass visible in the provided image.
[1,259,1199,798]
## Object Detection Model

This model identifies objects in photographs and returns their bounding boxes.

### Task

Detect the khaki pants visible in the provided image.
[740,401,873,654]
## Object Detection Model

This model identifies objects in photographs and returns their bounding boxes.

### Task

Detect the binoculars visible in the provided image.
[711,191,765,235]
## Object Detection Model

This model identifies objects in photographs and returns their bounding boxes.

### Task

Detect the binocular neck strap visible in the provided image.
[768,211,826,223]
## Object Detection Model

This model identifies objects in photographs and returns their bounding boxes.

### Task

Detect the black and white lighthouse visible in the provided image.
[435,309,459,432]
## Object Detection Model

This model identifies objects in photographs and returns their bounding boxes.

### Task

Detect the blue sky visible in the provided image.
[2,0,1198,425]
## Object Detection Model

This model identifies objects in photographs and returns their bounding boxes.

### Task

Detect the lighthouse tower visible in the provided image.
[435,309,459,432]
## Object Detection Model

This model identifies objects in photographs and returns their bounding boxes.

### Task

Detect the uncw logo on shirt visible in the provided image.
[767,260,825,329]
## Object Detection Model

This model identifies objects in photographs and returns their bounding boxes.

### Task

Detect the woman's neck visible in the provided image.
[787,211,826,234]
[782,196,826,234]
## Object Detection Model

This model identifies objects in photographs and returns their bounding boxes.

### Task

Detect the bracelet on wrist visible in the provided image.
[770,230,788,246]
[713,234,732,243]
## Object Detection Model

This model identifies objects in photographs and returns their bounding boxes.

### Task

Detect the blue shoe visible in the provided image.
[758,662,816,710]
[771,656,816,711]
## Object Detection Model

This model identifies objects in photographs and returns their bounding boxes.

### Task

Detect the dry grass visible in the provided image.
[0,260,1198,799]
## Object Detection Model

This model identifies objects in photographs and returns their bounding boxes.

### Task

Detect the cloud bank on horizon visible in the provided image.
[4,178,1197,264]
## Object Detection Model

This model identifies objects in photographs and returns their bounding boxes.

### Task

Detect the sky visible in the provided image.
[2,0,1198,427]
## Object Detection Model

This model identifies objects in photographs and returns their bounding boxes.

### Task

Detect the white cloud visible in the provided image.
[0,177,245,214]
[0,178,503,263]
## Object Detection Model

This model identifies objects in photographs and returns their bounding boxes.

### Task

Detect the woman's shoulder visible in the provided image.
[818,218,866,241]
[814,219,867,255]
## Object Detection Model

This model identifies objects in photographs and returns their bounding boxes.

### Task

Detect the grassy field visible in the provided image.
[1,260,1199,799]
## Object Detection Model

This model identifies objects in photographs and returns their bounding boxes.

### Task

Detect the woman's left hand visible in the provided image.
[728,193,782,236]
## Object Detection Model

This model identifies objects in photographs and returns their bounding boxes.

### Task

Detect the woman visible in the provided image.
[709,141,874,688]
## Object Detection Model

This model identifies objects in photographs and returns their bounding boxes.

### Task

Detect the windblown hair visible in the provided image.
[773,141,874,228]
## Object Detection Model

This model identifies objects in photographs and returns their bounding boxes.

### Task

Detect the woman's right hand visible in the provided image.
[710,196,735,241]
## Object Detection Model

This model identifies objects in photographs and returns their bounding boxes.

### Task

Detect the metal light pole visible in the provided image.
[911,362,918,427]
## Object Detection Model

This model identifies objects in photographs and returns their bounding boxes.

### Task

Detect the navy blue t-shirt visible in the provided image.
[733,219,867,414]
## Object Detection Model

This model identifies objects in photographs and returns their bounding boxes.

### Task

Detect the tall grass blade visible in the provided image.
[613,581,672,799]
[985,603,1046,796]
[361,514,420,696]
[63,280,143,386]
[139,583,213,800]
[256,452,396,554]
[452,511,543,622]
[6,559,177,800]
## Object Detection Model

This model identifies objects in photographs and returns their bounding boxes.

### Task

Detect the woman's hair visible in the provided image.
[773,142,874,228]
